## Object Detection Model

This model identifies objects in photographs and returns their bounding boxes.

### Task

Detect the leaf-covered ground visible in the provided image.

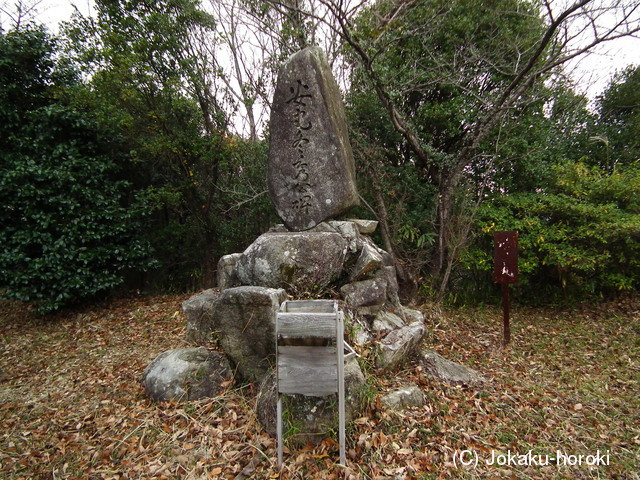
[1,293,638,479]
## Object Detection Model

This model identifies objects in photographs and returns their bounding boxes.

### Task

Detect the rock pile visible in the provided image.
[143,47,431,443]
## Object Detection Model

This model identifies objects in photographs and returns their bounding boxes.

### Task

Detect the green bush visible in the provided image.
[460,161,640,303]
[0,27,155,313]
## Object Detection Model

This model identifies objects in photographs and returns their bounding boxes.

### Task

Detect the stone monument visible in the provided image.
[159,46,429,449]
[268,46,359,231]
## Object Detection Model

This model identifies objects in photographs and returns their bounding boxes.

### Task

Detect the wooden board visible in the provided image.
[277,346,338,396]
[276,302,346,465]
[493,231,519,284]
[281,300,336,313]
[277,312,337,340]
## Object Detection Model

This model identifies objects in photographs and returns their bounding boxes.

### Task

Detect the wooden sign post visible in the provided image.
[275,300,353,467]
[494,231,519,346]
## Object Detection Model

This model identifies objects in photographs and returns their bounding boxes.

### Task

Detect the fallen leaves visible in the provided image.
[1,295,639,479]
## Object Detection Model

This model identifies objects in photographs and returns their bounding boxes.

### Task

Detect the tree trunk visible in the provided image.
[371,179,417,302]
[430,162,466,292]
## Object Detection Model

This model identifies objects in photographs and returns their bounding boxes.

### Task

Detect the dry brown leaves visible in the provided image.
[1,294,638,479]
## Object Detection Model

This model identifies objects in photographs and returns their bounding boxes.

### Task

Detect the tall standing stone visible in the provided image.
[268,46,359,231]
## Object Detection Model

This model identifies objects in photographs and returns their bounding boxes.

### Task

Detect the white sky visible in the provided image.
[3,0,639,101]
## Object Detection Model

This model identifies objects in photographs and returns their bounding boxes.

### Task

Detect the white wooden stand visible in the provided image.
[275,300,351,467]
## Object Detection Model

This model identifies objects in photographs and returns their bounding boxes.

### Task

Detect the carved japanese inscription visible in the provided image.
[268,46,359,231]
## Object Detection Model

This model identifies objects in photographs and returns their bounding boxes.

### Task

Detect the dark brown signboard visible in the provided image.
[494,231,519,285]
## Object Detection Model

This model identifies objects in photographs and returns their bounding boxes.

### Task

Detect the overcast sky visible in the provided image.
[3,0,640,100]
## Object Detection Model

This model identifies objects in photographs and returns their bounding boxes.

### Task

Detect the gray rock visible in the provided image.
[215,286,287,382]
[357,304,387,317]
[307,221,338,233]
[398,307,425,324]
[375,265,399,301]
[348,219,378,235]
[380,384,425,410]
[183,289,219,344]
[350,316,373,345]
[372,311,405,333]
[268,224,289,233]
[328,220,360,253]
[142,347,231,402]
[351,323,373,345]
[217,253,243,289]
[361,236,394,267]
[349,241,383,281]
[235,231,347,294]
[421,350,487,386]
[340,277,388,309]
[377,322,427,370]
[256,357,366,445]
[267,46,359,231]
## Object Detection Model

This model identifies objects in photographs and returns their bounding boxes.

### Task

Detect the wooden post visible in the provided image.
[494,231,518,347]
[275,300,348,467]
[277,397,283,468]
[502,283,510,346]
[337,310,346,465]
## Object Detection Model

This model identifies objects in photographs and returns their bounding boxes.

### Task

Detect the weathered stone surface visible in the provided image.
[357,304,387,316]
[377,322,427,369]
[349,242,383,281]
[306,221,338,233]
[380,384,425,410]
[235,232,347,293]
[375,265,399,300]
[142,347,231,402]
[215,286,287,382]
[421,350,487,386]
[256,358,365,445]
[268,224,289,233]
[183,289,219,344]
[351,319,373,345]
[217,253,243,289]
[398,307,425,324]
[340,277,388,309]
[372,311,405,333]
[348,219,378,234]
[327,220,360,253]
[361,236,394,267]
[268,46,359,231]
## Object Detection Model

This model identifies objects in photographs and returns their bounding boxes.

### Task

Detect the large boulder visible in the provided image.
[256,358,366,445]
[183,289,219,344]
[372,311,405,333]
[340,277,389,309]
[349,241,383,281]
[268,46,359,231]
[214,286,287,382]
[235,231,347,294]
[348,219,378,235]
[142,347,231,402]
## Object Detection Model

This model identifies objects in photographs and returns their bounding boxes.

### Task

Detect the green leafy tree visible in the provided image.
[0,26,154,313]
[343,0,554,296]
[64,0,276,288]
[271,0,640,298]
[590,65,640,171]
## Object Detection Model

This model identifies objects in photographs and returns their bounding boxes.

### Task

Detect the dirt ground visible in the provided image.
[1,293,638,479]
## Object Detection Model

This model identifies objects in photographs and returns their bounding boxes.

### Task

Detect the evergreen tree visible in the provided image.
[0,26,155,313]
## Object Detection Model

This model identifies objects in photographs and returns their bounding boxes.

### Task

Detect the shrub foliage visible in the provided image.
[0,27,154,313]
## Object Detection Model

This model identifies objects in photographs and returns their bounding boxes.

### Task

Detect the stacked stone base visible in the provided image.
[174,220,428,442]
